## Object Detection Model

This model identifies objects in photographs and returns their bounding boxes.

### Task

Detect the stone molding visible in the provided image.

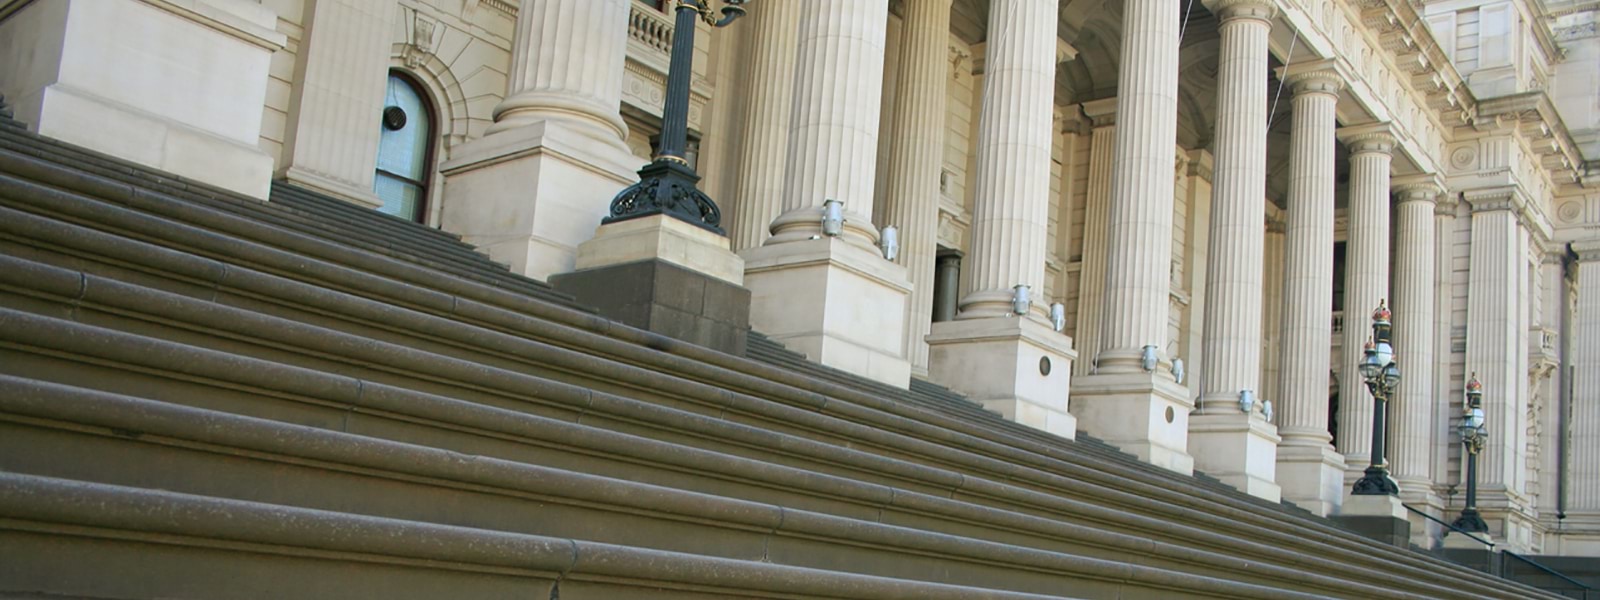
[1462,186,1523,214]
[1573,240,1600,263]
[1393,182,1442,203]
[1081,97,1118,128]
[1206,0,1276,22]
[1285,68,1345,97]
[1344,132,1396,156]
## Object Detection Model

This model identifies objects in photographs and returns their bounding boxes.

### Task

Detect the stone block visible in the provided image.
[927,315,1077,439]
[1188,412,1282,502]
[440,119,642,282]
[741,236,912,388]
[1070,372,1195,475]
[0,0,283,199]
[1275,442,1347,517]
[551,259,750,356]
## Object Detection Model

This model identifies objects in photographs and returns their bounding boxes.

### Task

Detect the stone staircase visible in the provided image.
[0,114,1562,599]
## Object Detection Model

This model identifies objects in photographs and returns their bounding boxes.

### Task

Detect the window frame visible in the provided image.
[375,70,438,224]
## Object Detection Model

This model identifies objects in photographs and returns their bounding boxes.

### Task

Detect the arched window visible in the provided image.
[374,72,434,222]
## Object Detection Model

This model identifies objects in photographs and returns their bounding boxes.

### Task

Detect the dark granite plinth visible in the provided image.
[552,259,750,355]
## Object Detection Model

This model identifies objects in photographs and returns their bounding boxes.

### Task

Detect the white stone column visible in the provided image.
[1069,0,1193,474]
[728,2,802,252]
[1572,242,1600,513]
[1334,127,1395,473]
[1071,99,1119,377]
[1462,187,1526,493]
[1391,182,1441,494]
[926,0,1075,437]
[281,0,400,206]
[440,0,640,281]
[1274,67,1346,516]
[742,0,913,388]
[955,0,1059,319]
[882,0,954,373]
[1188,0,1279,500]
[489,0,631,139]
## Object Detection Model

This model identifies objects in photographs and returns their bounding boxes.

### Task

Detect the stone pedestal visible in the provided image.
[1442,530,1496,550]
[1071,375,1195,474]
[1335,493,1411,547]
[1275,443,1348,516]
[927,316,1077,438]
[440,121,639,282]
[1189,414,1283,501]
[742,234,912,388]
[551,216,749,355]
[0,0,282,199]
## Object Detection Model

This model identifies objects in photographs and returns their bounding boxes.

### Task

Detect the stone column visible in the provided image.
[440,0,639,281]
[1391,182,1441,494]
[1072,99,1119,377]
[489,0,631,139]
[728,2,802,252]
[882,0,954,372]
[1572,242,1600,513]
[1275,67,1346,516]
[1188,0,1279,500]
[927,0,1075,437]
[742,0,913,388]
[1462,187,1526,493]
[1069,0,1193,474]
[1334,127,1395,472]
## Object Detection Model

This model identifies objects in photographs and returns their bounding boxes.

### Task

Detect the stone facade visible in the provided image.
[2,0,1598,558]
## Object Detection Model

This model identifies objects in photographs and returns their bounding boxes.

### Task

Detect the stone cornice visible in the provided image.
[1081,97,1118,128]
[1472,91,1588,187]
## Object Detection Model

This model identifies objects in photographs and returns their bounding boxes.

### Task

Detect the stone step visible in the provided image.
[0,127,565,301]
[0,471,1069,600]
[0,128,1561,599]
[0,252,1549,600]
[0,374,1353,600]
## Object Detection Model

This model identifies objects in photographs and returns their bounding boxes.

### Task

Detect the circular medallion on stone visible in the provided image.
[1165,406,1175,423]
[1559,202,1582,223]
[1039,356,1052,376]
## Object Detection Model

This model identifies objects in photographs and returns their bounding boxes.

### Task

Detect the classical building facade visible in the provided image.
[2,0,1598,563]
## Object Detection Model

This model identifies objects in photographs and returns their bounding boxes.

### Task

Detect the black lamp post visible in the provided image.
[604,0,749,234]
[1451,374,1490,533]
[1352,300,1401,496]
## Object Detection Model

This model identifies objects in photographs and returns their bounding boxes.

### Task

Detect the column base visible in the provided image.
[439,119,640,282]
[1335,493,1410,547]
[926,315,1077,439]
[1070,372,1194,475]
[1275,440,1347,516]
[741,236,912,388]
[550,216,749,355]
[1187,412,1281,502]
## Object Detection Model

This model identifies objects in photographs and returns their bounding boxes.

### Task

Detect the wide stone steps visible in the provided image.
[0,121,1559,600]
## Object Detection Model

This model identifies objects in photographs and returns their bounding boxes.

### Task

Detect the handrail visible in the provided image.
[1502,550,1594,591]
[1401,502,1493,547]
[1402,503,1592,591]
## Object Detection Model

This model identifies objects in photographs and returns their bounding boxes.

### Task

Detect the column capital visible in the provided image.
[1394,181,1443,203]
[1284,68,1345,97]
[1207,0,1277,22]
[1082,97,1118,127]
[1574,240,1600,263]
[1434,194,1461,216]
[1337,125,1397,156]
[1462,186,1524,214]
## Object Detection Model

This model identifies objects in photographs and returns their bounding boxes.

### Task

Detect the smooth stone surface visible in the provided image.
[551,259,751,356]
[926,314,1077,439]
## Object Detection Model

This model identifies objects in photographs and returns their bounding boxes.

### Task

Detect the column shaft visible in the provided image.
[1336,132,1394,465]
[490,0,630,139]
[1463,192,1525,489]
[729,2,802,251]
[883,0,954,369]
[1573,246,1600,510]
[1199,1,1273,411]
[778,0,892,224]
[1098,0,1183,371]
[1072,115,1117,375]
[958,0,1061,317]
[1392,185,1440,487]
[281,0,397,204]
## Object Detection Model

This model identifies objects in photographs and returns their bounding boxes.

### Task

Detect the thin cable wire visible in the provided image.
[1267,30,1300,131]
[1179,0,1198,41]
